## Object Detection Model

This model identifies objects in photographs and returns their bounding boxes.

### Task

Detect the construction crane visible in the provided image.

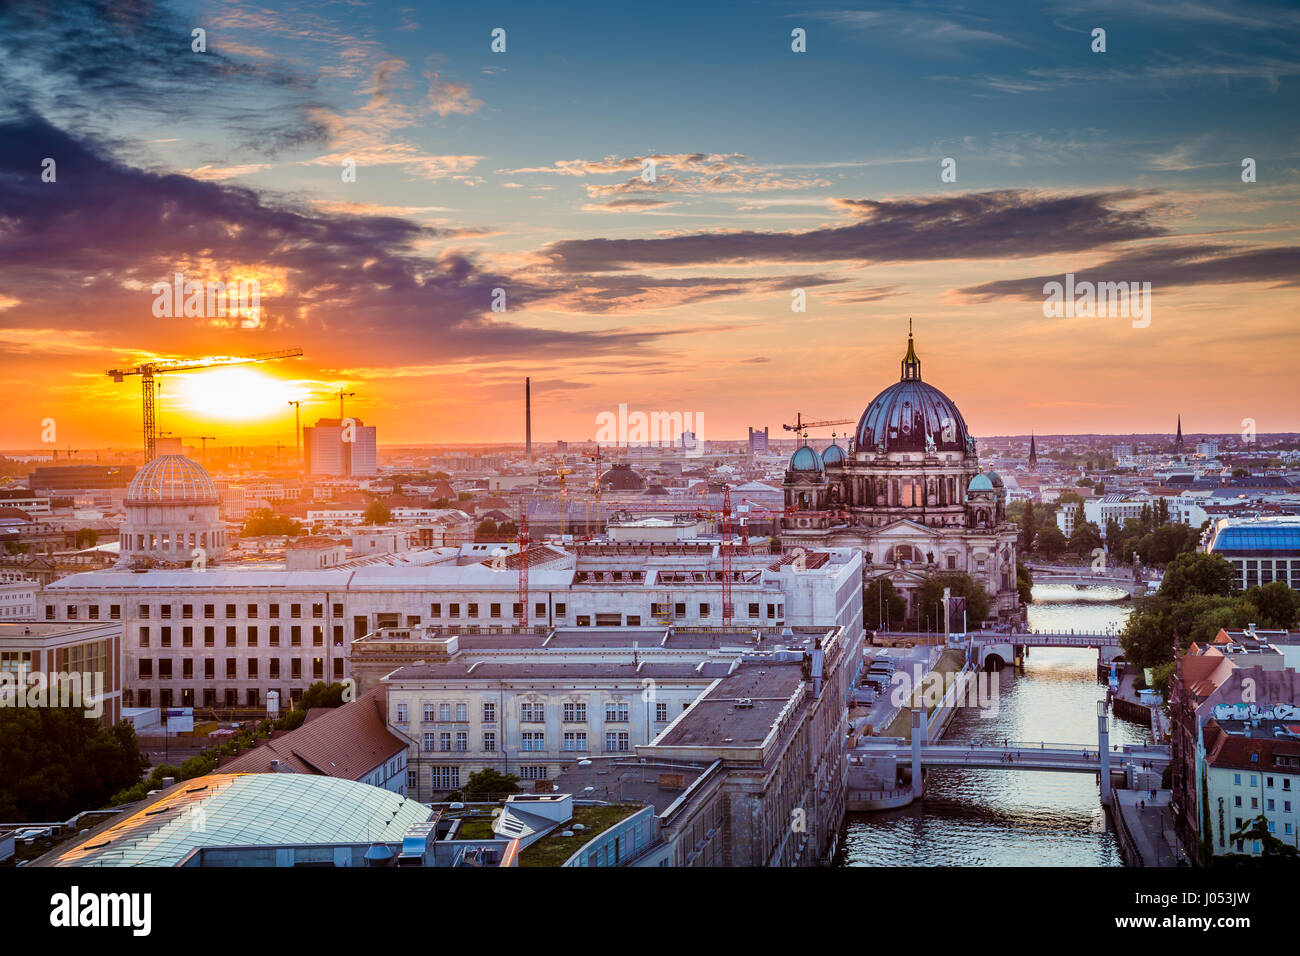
[782,412,854,437]
[158,433,217,461]
[517,506,530,630]
[287,400,305,470]
[334,389,356,419]
[106,348,304,460]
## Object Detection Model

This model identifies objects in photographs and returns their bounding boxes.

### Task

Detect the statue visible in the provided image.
[925,433,936,454]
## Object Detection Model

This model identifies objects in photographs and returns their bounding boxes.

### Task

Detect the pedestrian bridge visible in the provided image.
[1026,564,1147,595]
[850,739,1170,774]
[873,629,1121,648]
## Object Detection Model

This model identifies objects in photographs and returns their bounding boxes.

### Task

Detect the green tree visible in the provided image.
[863,576,906,630]
[917,572,991,628]
[1160,551,1237,602]
[1232,467,1249,478]
[363,500,392,525]
[1069,521,1103,557]
[74,527,99,549]
[1015,560,1034,605]
[1246,581,1300,628]
[475,519,498,541]
[241,509,305,537]
[300,681,351,709]
[459,768,522,802]
[1036,524,1068,559]
[0,709,148,822]
[1223,815,1300,861]
[495,520,519,539]
[1019,500,1036,554]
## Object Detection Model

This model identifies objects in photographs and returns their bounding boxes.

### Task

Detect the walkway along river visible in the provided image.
[836,584,1149,866]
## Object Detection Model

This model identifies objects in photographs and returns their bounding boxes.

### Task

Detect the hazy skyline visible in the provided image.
[1,0,1298,452]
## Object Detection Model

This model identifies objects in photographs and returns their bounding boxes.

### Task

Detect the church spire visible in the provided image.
[1028,432,1038,469]
[1174,414,1184,451]
[900,318,922,381]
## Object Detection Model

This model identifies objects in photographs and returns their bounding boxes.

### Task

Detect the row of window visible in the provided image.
[419,731,633,753]
[1231,773,1296,790]
[137,657,343,681]
[395,700,667,725]
[47,602,346,622]
[126,687,301,708]
[135,625,343,648]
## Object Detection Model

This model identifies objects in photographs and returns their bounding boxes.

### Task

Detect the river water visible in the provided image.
[836,584,1149,867]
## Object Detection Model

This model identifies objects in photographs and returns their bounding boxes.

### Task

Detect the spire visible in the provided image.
[1174,414,1184,451]
[900,318,922,381]
[1028,432,1038,469]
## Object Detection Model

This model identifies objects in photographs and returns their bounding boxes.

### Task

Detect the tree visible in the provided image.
[1019,501,1036,554]
[363,500,391,525]
[475,519,498,541]
[1069,521,1103,557]
[863,576,906,630]
[1160,551,1237,602]
[300,681,351,710]
[74,527,99,549]
[1232,467,1249,478]
[917,572,991,628]
[1246,581,1300,628]
[0,709,148,822]
[1223,815,1300,861]
[459,768,521,802]
[1036,524,1068,559]
[1015,560,1034,605]
[495,520,519,539]
[241,509,305,537]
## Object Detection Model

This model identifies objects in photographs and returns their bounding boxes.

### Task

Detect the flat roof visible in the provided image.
[656,663,805,748]
[552,757,714,814]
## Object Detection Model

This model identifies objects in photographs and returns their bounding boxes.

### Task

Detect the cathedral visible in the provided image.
[780,328,1021,626]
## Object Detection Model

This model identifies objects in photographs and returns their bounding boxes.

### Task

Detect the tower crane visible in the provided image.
[106,348,304,460]
[782,412,854,437]
[158,433,217,461]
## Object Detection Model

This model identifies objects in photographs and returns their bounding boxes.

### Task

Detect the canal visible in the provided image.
[837,584,1150,866]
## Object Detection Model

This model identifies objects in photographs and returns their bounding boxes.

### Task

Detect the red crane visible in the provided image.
[517,506,530,629]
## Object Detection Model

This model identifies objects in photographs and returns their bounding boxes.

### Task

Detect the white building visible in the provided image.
[304,418,377,478]
[0,571,37,621]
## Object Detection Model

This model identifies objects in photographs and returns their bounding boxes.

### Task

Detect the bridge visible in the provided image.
[873,628,1121,648]
[1025,563,1148,596]
[850,739,1169,775]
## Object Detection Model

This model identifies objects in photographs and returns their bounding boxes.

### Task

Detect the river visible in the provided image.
[836,583,1149,866]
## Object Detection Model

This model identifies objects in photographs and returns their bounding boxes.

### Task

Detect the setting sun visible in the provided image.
[169,367,305,422]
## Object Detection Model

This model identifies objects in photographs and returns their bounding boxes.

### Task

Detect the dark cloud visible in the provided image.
[0,0,326,154]
[542,190,1169,272]
[958,243,1300,301]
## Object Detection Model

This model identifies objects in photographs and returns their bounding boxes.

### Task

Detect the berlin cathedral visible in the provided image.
[780,328,1021,626]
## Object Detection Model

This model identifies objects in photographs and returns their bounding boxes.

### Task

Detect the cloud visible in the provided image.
[581,198,680,212]
[958,243,1300,300]
[425,72,483,117]
[543,190,1170,272]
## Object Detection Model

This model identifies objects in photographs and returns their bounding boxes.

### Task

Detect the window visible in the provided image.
[182,604,193,619]
[605,731,630,752]
[159,659,173,679]
[139,659,153,680]
[312,603,323,618]
[439,732,452,752]
[675,603,686,617]
[248,659,258,679]
[406,769,417,790]
[1234,773,1242,786]
[535,602,546,617]
[139,626,150,648]
[291,603,302,619]
[521,702,545,722]
[456,703,467,721]
[748,603,760,618]
[422,733,436,752]
[482,731,496,752]
[182,659,194,680]
[225,659,236,680]
[161,605,172,619]
[555,602,566,617]
[455,732,468,752]
[519,766,547,781]
[656,702,668,722]
[490,603,501,618]
[247,604,259,618]
[699,603,710,618]
[482,702,496,723]
[291,626,302,647]
[203,626,215,647]
[431,767,459,789]
[563,702,587,722]
[270,659,281,679]
[247,626,258,647]
[161,627,172,647]
[269,626,280,647]
[449,603,460,618]
[467,603,479,618]
[437,702,450,721]
[563,731,587,752]
[203,604,215,619]
[605,701,629,722]
[290,659,302,679]
[522,732,545,752]
[396,703,409,723]
[226,626,237,647]
[430,603,441,618]
[269,604,280,619]
[225,604,236,618]
[182,627,193,648]
[423,703,436,722]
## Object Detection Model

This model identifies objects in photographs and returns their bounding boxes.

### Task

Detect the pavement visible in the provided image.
[1113,788,1183,866]
[852,645,940,737]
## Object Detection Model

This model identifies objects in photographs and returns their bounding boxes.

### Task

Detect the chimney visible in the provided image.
[525,377,532,465]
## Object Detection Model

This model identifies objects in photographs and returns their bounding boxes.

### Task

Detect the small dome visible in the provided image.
[126,454,218,504]
[788,445,824,473]
[968,474,994,492]
[599,463,646,492]
[821,443,847,467]
[986,470,1004,488]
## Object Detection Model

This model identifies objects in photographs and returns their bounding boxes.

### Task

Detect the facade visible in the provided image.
[781,330,1020,624]
[0,620,124,726]
[304,417,378,477]
[1202,718,1300,856]
[0,571,37,621]
[1205,516,1300,591]
[39,542,862,716]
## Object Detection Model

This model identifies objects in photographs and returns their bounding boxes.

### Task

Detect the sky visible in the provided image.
[0,0,1298,453]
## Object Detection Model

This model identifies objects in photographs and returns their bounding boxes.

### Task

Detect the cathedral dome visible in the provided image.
[821,443,846,467]
[788,445,824,473]
[599,463,646,492]
[968,473,994,492]
[126,454,218,504]
[986,471,1004,489]
[855,331,970,455]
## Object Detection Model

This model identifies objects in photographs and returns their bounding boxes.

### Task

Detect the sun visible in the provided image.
[169,367,304,422]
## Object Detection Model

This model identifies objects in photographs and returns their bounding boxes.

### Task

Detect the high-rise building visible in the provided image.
[748,426,770,456]
[303,418,377,477]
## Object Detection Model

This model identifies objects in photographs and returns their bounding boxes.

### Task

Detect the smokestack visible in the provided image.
[525,377,532,464]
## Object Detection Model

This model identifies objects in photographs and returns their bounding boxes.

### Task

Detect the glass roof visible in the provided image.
[52,773,432,867]
[1211,526,1300,553]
